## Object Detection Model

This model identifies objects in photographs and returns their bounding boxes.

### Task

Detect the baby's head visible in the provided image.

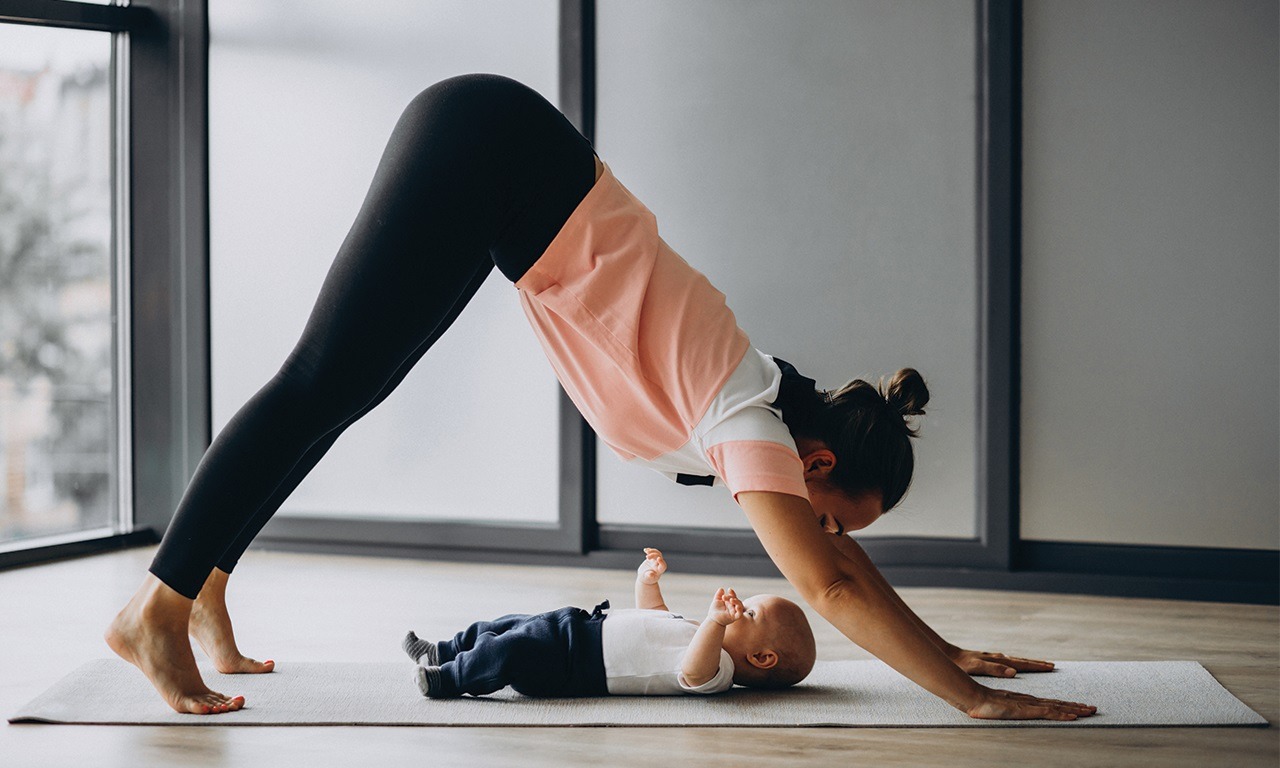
[721,594,816,689]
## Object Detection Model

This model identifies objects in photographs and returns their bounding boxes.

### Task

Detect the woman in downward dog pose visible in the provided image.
[106,73,1095,721]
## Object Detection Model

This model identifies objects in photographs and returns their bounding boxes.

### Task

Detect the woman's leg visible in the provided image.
[188,272,488,674]
[107,73,597,714]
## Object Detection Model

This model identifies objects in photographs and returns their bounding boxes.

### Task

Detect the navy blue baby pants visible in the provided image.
[432,601,610,698]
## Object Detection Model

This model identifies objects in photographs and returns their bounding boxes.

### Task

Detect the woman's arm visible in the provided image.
[828,534,956,651]
[736,490,1095,720]
[827,534,1055,678]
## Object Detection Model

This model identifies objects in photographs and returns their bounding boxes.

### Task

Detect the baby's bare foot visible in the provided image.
[105,575,245,715]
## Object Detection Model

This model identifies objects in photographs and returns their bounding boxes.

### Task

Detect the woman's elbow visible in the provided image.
[803,575,864,616]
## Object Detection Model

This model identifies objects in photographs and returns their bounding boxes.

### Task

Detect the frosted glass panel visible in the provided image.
[595,0,979,538]
[209,1,561,522]
[0,24,119,545]
[1020,0,1279,549]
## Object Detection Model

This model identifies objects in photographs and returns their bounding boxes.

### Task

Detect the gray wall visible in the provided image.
[207,0,563,523]
[1021,0,1279,549]
[594,0,980,538]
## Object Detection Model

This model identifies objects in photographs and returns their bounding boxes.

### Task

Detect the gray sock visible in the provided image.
[414,665,444,698]
[402,631,439,666]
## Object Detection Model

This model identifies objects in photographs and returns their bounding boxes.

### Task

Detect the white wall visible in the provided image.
[594,0,980,537]
[1021,0,1279,549]
[208,0,563,522]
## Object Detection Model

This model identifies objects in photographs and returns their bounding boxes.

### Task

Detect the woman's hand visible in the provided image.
[707,587,744,627]
[948,647,1056,678]
[636,547,667,585]
[965,685,1097,721]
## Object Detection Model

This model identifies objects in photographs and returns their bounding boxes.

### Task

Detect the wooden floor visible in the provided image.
[1,546,1274,767]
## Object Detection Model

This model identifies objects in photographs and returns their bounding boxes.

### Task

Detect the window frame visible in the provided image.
[3,0,1272,605]
[0,0,207,566]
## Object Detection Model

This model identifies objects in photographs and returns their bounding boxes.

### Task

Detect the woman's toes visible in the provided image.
[247,657,272,674]
[192,692,241,715]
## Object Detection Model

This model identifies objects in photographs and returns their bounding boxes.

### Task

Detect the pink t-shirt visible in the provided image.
[514,162,809,503]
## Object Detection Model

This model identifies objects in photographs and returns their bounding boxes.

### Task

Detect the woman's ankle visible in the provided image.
[137,573,196,622]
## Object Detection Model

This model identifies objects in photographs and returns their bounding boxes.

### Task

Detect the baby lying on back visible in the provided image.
[403,548,816,697]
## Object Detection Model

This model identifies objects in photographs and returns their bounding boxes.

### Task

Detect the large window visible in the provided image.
[594,0,980,538]
[208,0,562,526]
[0,22,126,550]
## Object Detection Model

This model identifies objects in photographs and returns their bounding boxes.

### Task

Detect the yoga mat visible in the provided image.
[8,659,1267,727]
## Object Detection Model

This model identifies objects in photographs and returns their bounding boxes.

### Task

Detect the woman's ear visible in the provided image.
[800,448,836,480]
[748,650,779,670]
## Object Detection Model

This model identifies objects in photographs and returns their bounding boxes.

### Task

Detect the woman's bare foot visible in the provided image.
[189,567,275,674]
[105,573,245,715]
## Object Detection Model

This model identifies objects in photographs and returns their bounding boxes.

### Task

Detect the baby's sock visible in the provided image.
[402,630,439,666]
[414,665,445,698]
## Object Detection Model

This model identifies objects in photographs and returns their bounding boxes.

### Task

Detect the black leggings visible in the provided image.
[150,74,597,598]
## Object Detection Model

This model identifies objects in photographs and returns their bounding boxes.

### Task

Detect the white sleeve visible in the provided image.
[676,649,735,695]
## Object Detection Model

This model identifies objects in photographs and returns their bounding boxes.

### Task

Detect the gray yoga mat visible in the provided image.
[8,659,1267,727]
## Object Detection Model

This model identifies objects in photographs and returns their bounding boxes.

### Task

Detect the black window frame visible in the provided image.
[0,0,208,567]
[3,0,1273,605]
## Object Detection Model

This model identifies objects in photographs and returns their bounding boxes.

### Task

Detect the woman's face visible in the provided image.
[808,482,884,535]
[796,439,886,534]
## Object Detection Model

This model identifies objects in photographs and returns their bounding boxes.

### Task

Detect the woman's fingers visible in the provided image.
[983,651,1054,671]
[969,688,1097,720]
[1003,655,1055,671]
[961,650,1056,676]
[1007,690,1094,712]
[1008,689,1094,709]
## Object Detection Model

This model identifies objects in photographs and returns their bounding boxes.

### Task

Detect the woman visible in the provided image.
[107,74,1095,721]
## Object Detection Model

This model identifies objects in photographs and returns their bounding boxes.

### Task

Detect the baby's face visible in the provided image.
[723,594,789,651]
[723,594,816,687]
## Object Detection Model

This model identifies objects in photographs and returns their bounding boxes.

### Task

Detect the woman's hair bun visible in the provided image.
[882,368,929,418]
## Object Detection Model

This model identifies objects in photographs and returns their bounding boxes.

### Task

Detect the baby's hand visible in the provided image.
[707,587,744,627]
[636,548,667,585]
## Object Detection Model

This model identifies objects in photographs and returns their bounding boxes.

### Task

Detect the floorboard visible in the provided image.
[1,547,1274,767]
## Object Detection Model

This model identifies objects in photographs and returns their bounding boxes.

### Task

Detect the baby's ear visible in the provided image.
[748,650,779,670]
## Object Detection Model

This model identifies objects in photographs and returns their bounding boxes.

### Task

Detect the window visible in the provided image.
[0,21,125,550]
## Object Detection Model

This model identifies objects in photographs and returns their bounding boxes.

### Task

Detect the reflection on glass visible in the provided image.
[0,25,116,545]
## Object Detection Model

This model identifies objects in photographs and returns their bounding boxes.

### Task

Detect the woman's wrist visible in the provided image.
[949,679,989,713]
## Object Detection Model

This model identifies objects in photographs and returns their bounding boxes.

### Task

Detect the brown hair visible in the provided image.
[783,367,929,511]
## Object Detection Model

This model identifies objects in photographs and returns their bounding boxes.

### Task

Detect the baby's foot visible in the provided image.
[414,665,445,698]
[402,631,438,666]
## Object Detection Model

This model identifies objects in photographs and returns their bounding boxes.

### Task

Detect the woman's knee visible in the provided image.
[270,349,384,427]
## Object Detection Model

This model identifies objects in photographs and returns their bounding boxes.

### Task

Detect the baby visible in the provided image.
[403,548,816,698]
